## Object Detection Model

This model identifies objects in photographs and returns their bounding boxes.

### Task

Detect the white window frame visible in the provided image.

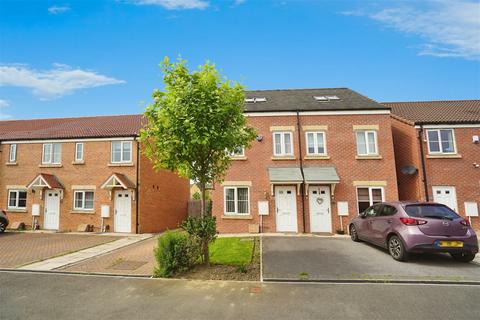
[75,143,84,162]
[356,186,384,213]
[223,186,250,215]
[305,131,327,155]
[7,189,27,209]
[228,146,245,158]
[272,131,294,156]
[9,144,17,163]
[73,190,95,211]
[111,141,132,163]
[42,143,62,164]
[355,130,378,156]
[426,129,457,154]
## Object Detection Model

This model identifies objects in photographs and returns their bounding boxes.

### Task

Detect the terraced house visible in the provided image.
[0,115,189,233]
[212,88,399,234]
[388,100,480,230]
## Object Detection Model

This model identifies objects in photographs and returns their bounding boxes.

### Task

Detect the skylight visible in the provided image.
[326,95,340,100]
[314,95,340,102]
[245,97,267,103]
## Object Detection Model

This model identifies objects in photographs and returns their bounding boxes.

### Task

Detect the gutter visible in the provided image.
[417,125,429,201]
[135,136,140,234]
[296,110,306,233]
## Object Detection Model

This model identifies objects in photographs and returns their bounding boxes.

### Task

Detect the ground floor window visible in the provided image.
[73,190,95,210]
[357,187,384,213]
[8,190,27,209]
[224,186,250,215]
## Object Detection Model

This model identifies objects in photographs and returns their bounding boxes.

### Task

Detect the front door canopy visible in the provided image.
[27,174,64,190]
[101,173,136,190]
[268,167,303,195]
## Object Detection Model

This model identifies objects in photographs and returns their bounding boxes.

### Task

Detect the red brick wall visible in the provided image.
[138,147,190,233]
[212,113,399,234]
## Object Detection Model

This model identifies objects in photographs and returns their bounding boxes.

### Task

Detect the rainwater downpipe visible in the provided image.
[135,136,140,234]
[296,110,306,233]
[418,125,429,201]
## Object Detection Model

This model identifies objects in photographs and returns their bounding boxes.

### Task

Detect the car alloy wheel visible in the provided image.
[388,235,407,261]
[350,225,359,242]
[0,221,6,233]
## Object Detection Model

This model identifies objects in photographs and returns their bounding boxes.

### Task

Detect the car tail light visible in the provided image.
[460,219,470,226]
[400,217,427,225]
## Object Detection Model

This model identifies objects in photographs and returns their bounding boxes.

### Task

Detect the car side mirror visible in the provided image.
[359,212,366,219]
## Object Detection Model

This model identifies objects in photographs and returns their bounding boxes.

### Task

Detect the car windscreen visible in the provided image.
[404,204,460,220]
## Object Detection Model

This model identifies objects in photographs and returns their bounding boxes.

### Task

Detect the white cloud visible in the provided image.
[0,64,125,100]
[132,0,209,10]
[234,0,246,5]
[0,99,11,120]
[343,0,480,60]
[48,5,70,15]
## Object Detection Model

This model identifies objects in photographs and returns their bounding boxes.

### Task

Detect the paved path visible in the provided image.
[0,232,120,268]
[19,234,153,271]
[1,271,479,320]
[61,235,157,275]
[262,236,480,282]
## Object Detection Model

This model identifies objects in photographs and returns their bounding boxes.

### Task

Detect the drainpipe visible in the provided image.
[135,136,140,233]
[296,110,306,233]
[417,125,429,201]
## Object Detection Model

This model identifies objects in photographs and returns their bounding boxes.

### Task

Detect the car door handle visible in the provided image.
[387,219,393,223]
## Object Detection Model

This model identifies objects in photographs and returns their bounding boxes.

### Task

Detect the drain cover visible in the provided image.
[110,260,147,270]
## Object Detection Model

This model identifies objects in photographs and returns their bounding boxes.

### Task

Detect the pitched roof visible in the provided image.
[0,114,144,141]
[27,173,64,189]
[384,100,480,125]
[245,88,389,112]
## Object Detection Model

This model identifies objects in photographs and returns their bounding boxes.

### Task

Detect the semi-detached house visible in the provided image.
[0,115,189,233]
[212,88,399,234]
[388,100,480,230]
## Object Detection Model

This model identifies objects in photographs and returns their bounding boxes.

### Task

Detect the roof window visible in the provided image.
[245,97,267,103]
[314,95,340,101]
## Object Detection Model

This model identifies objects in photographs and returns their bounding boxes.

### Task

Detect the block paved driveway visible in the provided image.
[262,236,480,282]
[61,235,157,276]
[0,232,120,269]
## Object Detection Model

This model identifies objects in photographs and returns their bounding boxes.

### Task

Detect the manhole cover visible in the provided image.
[110,260,147,270]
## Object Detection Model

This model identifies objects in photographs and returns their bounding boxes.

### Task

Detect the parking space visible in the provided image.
[0,232,121,268]
[262,236,480,282]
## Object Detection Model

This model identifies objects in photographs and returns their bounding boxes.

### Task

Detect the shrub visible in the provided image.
[154,231,199,278]
[181,216,217,265]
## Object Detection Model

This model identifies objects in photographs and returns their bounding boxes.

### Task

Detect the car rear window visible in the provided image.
[404,204,460,220]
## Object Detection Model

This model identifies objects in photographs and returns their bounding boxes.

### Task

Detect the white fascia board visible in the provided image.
[415,124,480,129]
[1,136,136,144]
[246,110,390,117]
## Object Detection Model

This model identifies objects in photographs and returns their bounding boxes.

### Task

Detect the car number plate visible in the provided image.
[438,241,463,248]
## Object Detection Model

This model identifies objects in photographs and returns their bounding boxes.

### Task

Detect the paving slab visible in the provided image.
[262,236,480,282]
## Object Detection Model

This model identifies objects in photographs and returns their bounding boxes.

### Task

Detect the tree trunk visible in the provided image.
[203,240,209,266]
[199,183,206,217]
[199,182,209,265]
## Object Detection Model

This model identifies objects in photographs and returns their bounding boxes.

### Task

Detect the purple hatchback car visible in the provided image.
[349,202,478,262]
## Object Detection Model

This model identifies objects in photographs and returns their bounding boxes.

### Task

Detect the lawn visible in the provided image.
[209,237,254,265]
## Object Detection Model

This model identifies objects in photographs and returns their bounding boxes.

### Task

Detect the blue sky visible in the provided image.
[0,0,479,120]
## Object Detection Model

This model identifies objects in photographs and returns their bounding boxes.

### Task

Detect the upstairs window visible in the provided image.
[426,129,456,154]
[306,132,326,155]
[224,186,250,215]
[42,143,62,164]
[8,190,27,209]
[111,141,132,163]
[356,130,377,156]
[75,143,84,162]
[9,144,17,163]
[273,132,293,156]
[228,146,245,158]
[73,190,94,210]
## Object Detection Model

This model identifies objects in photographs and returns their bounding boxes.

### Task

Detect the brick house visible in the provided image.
[211,88,399,234]
[0,115,189,233]
[387,100,480,229]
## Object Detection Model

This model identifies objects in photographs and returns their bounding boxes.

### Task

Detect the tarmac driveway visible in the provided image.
[0,232,120,268]
[262,236,480,282]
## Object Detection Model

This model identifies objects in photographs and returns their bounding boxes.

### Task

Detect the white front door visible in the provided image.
[114,190,131,233]
[309,186,332,233]
[275,186,298,232]
[432,186,458,212]
[44,190,60,230]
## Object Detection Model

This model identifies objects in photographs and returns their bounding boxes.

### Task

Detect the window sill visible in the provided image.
[231,156,247,161]
[72,161,85,165]
[221,215,253,220]
[6,209,28,213]
[70,210,95,214]
[271,156,296,161]
[304,155,330,160]
[108,163,134,167]
[6,162,18,166]
[355,155,383,160]
[426,154,462,159]
[39,164,63,168]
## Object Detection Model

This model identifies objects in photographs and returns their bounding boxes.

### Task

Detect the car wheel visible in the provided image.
[0,220,6,233]
[450,252,475,263]
[350,224,360,242]
[388,235,408,261]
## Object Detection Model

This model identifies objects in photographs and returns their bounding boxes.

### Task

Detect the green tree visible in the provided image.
[141,57,256,217]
